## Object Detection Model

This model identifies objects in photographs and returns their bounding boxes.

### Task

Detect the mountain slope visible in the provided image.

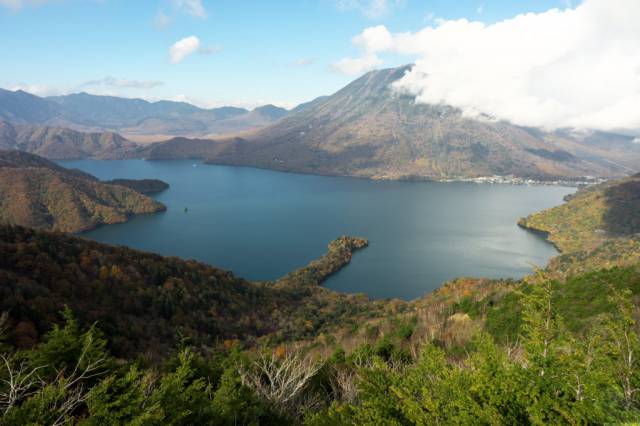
[0,89,59,123]
[0,150,165,232]
[0,121,138,159]
[200,66,640,180]
[0,89,288,137]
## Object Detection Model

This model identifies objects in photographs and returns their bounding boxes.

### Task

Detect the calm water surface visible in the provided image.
[60,160,574,300]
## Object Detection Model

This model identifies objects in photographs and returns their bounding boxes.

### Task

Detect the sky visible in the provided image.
[1,0,570,109]
[1,0,639,134]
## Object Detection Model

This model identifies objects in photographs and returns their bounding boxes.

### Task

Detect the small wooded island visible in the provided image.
[104,178,170,195]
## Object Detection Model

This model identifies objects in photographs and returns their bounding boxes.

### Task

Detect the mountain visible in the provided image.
[194,66,640,180]
[0,88,289,137]
[0,121,138,159]
[0,150,165,232]
[0,89,59,123]
[252,104,289,121]
[46,92,255,136]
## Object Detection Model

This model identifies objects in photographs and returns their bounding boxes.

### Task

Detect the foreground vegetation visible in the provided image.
[1,268,638,424]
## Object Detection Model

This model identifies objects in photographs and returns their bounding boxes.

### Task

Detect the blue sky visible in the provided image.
[1,0,574,109]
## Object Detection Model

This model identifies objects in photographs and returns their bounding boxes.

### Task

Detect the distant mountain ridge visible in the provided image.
[3,68,640,181]
[0,88,289,137]
[0,150,165,232]
[192,66,640,180]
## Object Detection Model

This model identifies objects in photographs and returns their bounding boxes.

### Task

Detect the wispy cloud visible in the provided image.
[291,58,315,67]
[81,76,164,89]
[198,44,222,55]
[331,54,382,76]
[154,0,206,30]
[153,10,172,30]
[9,83,62,97]
[335,0,404,19]
[173,0,207,18]
[342,0,640,133]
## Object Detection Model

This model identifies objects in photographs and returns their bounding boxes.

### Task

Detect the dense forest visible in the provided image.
[0,226,384,358]
[1,175,639,424]
[1,267,638,424]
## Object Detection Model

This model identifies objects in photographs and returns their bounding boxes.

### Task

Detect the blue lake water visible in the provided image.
[60,159,574,300]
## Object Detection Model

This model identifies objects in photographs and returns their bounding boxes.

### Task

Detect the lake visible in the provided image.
[60,160,573,300]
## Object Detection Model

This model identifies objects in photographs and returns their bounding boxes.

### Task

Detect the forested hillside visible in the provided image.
[0,151,166,233]
[519,173,640,275]
[0,226,382,358]
[104,178,169,195]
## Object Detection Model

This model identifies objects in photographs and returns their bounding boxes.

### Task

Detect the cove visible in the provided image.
[60,159,574,300]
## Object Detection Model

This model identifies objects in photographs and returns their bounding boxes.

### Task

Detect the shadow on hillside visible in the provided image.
[602,178,640,235]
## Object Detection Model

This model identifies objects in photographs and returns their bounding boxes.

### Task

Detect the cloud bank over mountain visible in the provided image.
[341,0,640,133]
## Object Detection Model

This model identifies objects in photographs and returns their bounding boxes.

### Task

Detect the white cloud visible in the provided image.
[169,36,219,63]
[81,76,164,89]
[331,53,382,76]
[332,25,392,75]
[169,36,201,64]
[344,0,640,133]
[173,0,207,18]
[633,137,640,144]
[335,0,404,19]
[353,25,394,52]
